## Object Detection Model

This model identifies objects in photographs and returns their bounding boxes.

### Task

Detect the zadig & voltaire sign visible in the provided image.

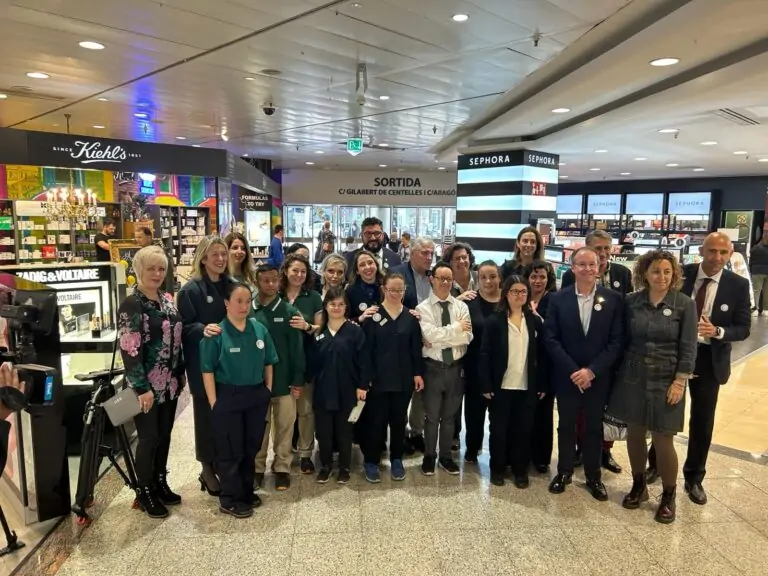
[52,140,142,166]
[17,268,103,283]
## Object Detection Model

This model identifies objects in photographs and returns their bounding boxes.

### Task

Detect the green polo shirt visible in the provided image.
[251,297,305,397]
[199,318,278,387]
[284,289,323,325]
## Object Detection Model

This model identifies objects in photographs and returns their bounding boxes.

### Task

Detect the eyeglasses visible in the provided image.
[362,231,383,239]
[433,277,453,284]
[327,302,346,310]
[384,288,405,295]
[510,289,528,297]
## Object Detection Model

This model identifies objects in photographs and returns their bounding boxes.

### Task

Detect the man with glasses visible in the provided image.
[544,247,624,501]
[392,237,435,454]
[344,216,402,272]
[561,229,631,474]
[416,262,473,475]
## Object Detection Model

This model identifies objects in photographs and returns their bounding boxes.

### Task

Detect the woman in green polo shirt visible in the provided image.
[200,282,278,519]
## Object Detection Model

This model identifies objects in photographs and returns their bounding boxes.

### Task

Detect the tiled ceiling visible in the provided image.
[0,0,631,170]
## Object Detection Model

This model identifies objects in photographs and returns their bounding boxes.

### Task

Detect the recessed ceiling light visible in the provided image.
[0,94,6,100]
[551,107,570,114]
[700,141,717,146]
[559,162,566,166]
[733,150,748,155]
[175,136,186,140]
[92,125,105,129]
[594,149,608,153]
[351,2,362,7]
[79,41,105,50]
[650,57,680,67]
[620,172,632,176]
[693,168,705,172]
[379,95,390,101]
[242,153,249,157]
[379,143,389,147]
[438,167,446,170]
[315,150,324,154]
[26,72,49,79]
[666,163,679,167]
[635,157,648,161]
[758,158,768,162]
[378,164,387,168]
[452,160,458,163]
[560,175,569,179]
[134,112,148,119]
[192,144,201,148]
[589,168,601,171]
[305,161,315,166]
[452,14,469,22]
[658,128,679,134]
[244,77,255,81]
[97,97,108,102]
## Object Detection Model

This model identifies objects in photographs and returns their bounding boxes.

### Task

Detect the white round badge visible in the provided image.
[613,281,620,288]
[383,262,389,270]
[721,304,729,312]
[206,295,214,303]
[594,304,602,312]
[359,303,368,312]
[372,313,382,322]
[663,308,672,317]
[256,340,265,349]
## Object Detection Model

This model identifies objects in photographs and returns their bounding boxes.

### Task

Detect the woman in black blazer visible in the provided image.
[176,236,234,496]
[480,275,549,488]
[345,250,384,322]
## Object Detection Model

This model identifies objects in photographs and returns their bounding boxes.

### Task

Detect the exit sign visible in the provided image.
[347,138,363,156]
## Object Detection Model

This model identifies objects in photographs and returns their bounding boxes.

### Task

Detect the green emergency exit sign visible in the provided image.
[347,138,363,156]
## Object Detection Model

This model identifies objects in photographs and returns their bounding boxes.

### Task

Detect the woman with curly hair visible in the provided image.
[607,249,697,524]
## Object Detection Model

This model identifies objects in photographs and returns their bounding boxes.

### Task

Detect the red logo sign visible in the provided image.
[532,182,547,196]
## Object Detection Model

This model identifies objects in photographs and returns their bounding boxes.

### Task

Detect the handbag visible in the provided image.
[101,329,142,427]
[603,412,628,442]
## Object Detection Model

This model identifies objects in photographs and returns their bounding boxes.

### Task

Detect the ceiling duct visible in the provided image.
[712,108,760,126]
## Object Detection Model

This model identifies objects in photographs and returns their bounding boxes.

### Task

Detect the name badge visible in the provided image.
[594,304,602,312]
[229,347,241,353]
[663,308,672,317]
[720,304,729,312]
[372,313,382,322]
[379,318,388,326]
[206,295,214,303]
[274,317,284,323]
[316,334,325,341]
[613,281,620,288]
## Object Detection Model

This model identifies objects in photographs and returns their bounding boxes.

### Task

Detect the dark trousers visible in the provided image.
[577,408,614,452]
[463,386,488,456]
[531,392,555,467]
[192,393,216,464]
[211,384,270,508]
[315,407,353,471]
[683,346,721,484]
[454,397,463,440]
[133,397,178,486]
[556,381,609,481]
[489,390,535,476]
[364,389,411,464]
[423,361,465,460]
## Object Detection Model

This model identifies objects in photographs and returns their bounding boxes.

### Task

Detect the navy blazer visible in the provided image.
[544,285,624,389]
[561,262,632,297]
[344,247,402,274]
[390,262,419,310]
[681,264,751,384]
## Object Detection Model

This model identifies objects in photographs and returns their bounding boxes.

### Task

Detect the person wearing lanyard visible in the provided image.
[280,253,323,475]
[360,272,424,482]
[177,236,233,497]
[250,265,305,492]
[345,250,384,323]
[200,282,278,519]
[308,287,368,484]
[416,262,473,476]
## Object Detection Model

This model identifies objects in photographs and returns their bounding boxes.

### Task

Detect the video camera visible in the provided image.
[0,289,58,412]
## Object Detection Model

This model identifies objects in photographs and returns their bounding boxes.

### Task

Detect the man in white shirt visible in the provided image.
[416,262,473,475]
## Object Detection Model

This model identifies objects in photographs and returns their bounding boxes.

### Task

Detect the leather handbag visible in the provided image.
[603,412,628,442]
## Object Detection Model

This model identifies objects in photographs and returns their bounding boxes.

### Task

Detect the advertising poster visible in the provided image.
[723,211,754,243]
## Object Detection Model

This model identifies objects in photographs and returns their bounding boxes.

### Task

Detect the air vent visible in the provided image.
[0,87,65,102]
[712,108,760,126]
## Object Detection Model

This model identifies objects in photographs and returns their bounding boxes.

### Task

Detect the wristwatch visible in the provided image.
[716,326,724,339]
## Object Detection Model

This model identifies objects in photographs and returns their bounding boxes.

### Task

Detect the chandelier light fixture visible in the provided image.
[44,187,98,223]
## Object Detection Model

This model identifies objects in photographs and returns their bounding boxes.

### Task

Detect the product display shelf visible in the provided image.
[0,199,15,263]
[157,206,182,266]
[17,215,73,263]
[179,207,209,266]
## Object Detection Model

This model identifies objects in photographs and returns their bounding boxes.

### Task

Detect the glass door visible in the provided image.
[393,207,420,238]
[284,205,313,248]
[338,205,368,251]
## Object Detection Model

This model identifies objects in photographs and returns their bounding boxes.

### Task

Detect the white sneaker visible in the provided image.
[752,310,760,317]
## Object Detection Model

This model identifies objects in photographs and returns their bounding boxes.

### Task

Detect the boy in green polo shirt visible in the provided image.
[252,265,306,491]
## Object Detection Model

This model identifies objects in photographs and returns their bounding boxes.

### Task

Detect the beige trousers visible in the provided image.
[296,383,315,458]
[255,394,297,474]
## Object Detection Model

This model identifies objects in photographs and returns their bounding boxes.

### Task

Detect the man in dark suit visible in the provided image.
[561,230,631,474]
[676,232,750,505]
[344,216,401,273]
[391,237,435,454]
[544,247,624,501]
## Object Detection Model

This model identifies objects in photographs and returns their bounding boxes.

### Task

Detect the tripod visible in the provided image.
[70,368,138,526]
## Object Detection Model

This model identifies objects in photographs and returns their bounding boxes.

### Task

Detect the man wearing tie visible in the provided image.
[677,232,750,505]
[544,247,624,500]
[416,262,473,476]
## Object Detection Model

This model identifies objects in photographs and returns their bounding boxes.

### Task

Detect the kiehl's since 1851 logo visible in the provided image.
[52,140,143,165]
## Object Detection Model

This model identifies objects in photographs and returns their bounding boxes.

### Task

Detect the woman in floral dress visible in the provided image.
[118,245,185,518]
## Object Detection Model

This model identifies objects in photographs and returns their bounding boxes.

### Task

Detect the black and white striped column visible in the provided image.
[456,150,559,264]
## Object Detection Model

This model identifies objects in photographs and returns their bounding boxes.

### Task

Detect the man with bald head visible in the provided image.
[668,232,750,505]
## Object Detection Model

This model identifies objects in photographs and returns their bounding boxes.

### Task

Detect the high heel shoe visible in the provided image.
[199,474,221,496]
[199,463,221,496]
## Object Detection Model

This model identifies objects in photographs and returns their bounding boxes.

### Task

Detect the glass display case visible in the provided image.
[555,194,585,236]
[586,194,623,234]
[666,192,712,233]
[624,193,664,233]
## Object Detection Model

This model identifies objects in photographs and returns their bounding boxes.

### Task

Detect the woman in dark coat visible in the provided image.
[176,236,234,496]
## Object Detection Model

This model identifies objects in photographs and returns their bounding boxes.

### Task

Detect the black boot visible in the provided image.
[135,485,169,519]
[199,462,220,496]
[622,473,649,510]
[156,470,182,506]
[655,485,677,524]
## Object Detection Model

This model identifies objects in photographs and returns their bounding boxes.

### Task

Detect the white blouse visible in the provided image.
[500,318,529,391]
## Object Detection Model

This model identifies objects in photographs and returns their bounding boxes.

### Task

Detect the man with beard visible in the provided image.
[135,226,176,294]
[344,217,402,273]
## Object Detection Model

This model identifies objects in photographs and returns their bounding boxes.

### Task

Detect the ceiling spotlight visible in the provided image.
[560,175,569,179]
[92,125,105,129]
[379,143,389,147]
[758,158,768,163]
[244,77,255,81]
[0,94,6,100]
[620,172,632,176]
[134,112,148,119]
[378,164,388,168]
[559,162,566,166]
[438,167,446,170]
[650,57,680,67]
[175,136,186,140]
[666,163,679,167]
[26,72,50,79]
[589,168,601,171]
[315,150,324,154]
[242,153,249,157]
[452,160,458,164]
[733,150,748,155]
[635,157,647,161]
[693,168,705,172]
[452,14,469,22]
[379,95,390,101]
[221,132,229,142]
[79,41,105,50]
[551,107,571,114]
[658,128,679,134]
[700,141,717,146]
[192,144,201,148]
[97,97,108,102]
[594,149,608,153]
[305,161,315,166]
[351,2,362,7]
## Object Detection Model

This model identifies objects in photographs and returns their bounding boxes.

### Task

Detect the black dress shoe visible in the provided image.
[586,479,609,502]
[645,467,659,485]
[548,474,572,494]
[534,463,550,474]
[514,475,530,489]
[685,482,708,505]
[601,451,622,474]
[490,471,504,486]
[574,449,583,468]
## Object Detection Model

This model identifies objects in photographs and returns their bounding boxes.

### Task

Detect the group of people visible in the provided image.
[117,216,752,525]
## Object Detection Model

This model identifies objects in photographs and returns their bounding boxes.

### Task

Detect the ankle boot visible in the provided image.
[135,485,169,519]
[199,462,220,496]
[155,470,182,505]
[622,473,649,510]
[655,485,677,524]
